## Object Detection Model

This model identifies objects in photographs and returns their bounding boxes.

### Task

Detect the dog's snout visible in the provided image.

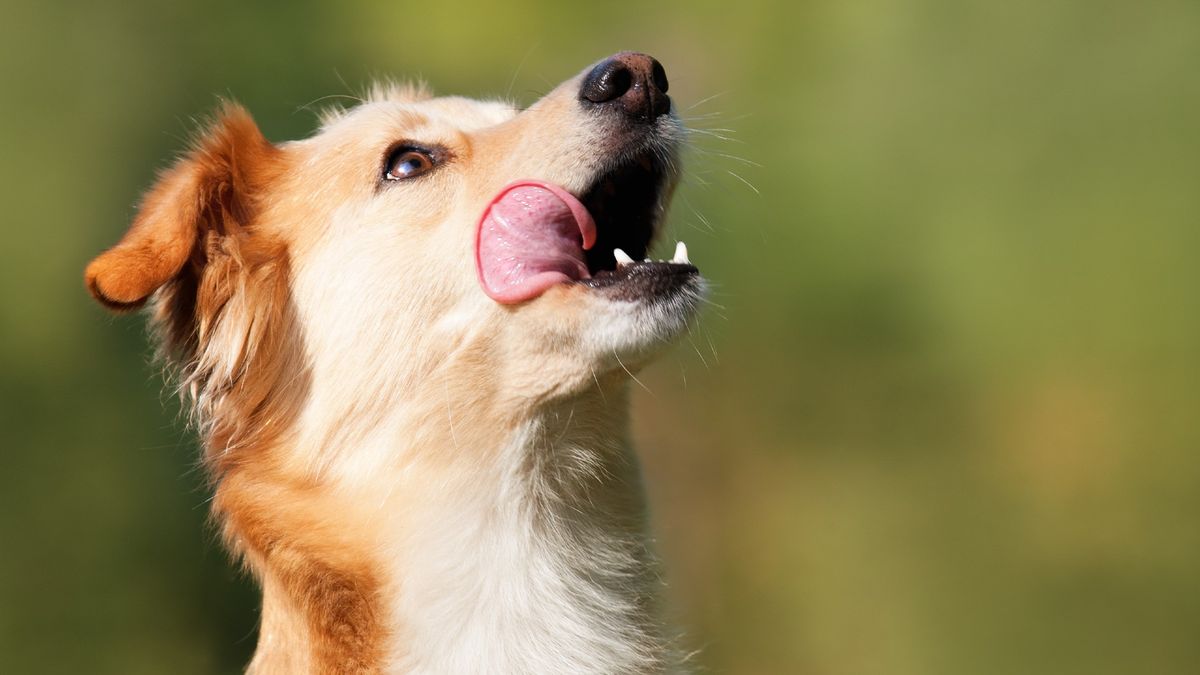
[579,52,670,122]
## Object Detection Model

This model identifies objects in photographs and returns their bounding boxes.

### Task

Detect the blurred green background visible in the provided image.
[3,0,1199,673]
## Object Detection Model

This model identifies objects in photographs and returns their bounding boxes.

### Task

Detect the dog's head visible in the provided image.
[86,53,703,457]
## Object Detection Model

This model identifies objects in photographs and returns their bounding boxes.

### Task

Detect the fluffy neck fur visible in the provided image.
[82,98,692,674]
[219,378,679,674]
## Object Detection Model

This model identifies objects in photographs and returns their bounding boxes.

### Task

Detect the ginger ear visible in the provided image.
[85,157,208,311]
[85,104,279,311]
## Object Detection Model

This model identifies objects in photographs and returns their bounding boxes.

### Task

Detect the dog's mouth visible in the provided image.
[475,152,697,304]
[580,153,664,275]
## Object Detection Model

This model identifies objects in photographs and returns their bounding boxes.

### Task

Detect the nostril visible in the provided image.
[581,60,634,104]
[650,59,669,94]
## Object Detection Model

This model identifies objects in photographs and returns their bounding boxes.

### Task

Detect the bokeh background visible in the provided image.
[3,1,1199,673]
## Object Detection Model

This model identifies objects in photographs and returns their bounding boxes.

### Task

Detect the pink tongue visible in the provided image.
[476,182,596,304]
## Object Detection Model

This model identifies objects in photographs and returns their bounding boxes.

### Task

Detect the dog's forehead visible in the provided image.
[418,96,519,129]
[321,95,518,139]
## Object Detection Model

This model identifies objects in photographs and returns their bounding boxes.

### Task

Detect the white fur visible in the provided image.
[229,65,699,672]
[385,402,678,674]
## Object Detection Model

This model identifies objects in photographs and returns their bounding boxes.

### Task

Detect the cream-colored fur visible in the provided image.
[90,59,703,674]
[284,77,699,674]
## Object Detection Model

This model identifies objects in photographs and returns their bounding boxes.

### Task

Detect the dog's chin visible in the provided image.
[589,282,704,362]
[537,268,704,381]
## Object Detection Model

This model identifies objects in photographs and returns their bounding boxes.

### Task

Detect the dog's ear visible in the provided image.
[85,103,281,312]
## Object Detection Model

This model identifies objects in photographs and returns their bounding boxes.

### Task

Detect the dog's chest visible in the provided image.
[383,426,665,674]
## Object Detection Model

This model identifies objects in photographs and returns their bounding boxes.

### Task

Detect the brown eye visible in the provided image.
[384,148,436,181]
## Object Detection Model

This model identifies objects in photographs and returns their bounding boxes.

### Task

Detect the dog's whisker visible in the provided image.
[683,91,729,111]
[701,326,721,365]
[505,42,542,101]
[686,127,742,144]
[589,367,608,405]
[724,169,761,195]
[679,196,718,234]
[689,147,762,168]
[330,67,361,102]
[681,112,753,126]
[613,351,653,395]
[294,93,364,115]
[678,112,726,123]
[553,405,577,444]
[684,332,710,370]
[697,294,729,313]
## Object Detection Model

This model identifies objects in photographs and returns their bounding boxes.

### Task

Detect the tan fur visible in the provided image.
[87,59,697,674]
[217,467,386,674]
[87,105,388,672]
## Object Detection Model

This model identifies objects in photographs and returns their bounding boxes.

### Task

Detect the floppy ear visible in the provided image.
[85,103,281,311]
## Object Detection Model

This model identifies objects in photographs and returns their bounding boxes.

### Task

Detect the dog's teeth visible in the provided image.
[672,241,690,264]
[613,248,635,267]
[644,258,652,263]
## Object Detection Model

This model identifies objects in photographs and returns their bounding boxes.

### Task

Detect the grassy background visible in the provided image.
[2,0,1198,673]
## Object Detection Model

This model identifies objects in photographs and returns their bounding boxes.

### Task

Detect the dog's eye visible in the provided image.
[384,147,436,181]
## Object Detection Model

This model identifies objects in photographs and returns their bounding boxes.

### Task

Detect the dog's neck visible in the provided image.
[225,379,677,674]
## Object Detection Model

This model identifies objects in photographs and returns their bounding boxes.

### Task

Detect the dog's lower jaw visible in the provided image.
[228,381,686,675]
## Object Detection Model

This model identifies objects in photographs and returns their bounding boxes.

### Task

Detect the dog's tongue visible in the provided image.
[476,182,597,304]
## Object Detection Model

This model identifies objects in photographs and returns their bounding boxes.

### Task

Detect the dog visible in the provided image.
[86,52,704,674]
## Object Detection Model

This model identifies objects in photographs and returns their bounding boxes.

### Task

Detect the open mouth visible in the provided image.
[580,153,664,274]
[476,152,697,304]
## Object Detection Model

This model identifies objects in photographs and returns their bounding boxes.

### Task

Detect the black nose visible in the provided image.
[579,52,671,122]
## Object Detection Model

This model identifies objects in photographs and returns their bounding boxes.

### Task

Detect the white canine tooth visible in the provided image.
[672,241,690,264]
[613,248,635,267]
[644,258,652,263]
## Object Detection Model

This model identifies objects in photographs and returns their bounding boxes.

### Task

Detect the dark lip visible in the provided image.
[579,150,668,276]
[578,260,699,301]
